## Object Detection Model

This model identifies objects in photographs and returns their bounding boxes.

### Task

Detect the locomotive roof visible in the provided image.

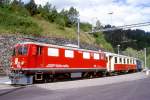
[17,42,104,53]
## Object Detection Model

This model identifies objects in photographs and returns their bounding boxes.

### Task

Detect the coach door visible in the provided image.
[107,56,113,72]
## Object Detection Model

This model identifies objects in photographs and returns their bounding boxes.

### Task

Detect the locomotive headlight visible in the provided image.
[21,61,25,65]
[15,58,18,65]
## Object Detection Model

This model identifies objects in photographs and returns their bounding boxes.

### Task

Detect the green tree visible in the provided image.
[60,9,69,26]
[49,6,58,22]
[25,0,37,16]
[38,2,58,23]
[10,0,29,16]
[95,20,103,30]
[80,22,92,32]
[43,2,52,13]
[67,7,79,27]
[122,48,138,57]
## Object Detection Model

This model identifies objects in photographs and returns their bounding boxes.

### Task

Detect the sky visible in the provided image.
[23,0,150,31]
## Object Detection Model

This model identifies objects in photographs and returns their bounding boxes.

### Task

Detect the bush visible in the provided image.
[0,7,42,35]
[80,22,92,32]
[93,33,113,51]
[55,16,66,30]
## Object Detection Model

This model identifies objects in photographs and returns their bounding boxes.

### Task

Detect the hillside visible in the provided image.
[0,5,113,51]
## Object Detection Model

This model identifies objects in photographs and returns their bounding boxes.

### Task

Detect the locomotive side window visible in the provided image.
[101,53,104,59]
[94,53,99,60]
[48,48,59,57]
[83,52,90,59]
[18,46,28,55]
[65,50,74,58]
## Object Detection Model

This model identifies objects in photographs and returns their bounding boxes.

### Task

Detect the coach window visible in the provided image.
[130,59,133,64]
[124,58,126,64]
[115,57,117,63]
[83,52,90,59]
[119,58,122,64]
[133,60,136,64]
[123,58,124,64]
[129,59,131,64]
[65,50,74,58]
[94,53,99,60]
[48,48,59,57]
[127,59,129,64]
[132,59,134,64]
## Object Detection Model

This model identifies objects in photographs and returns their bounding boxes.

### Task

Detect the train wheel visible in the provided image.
[96,72,103,77]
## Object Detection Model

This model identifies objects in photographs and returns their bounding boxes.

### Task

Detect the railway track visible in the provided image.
[0,72,148,97]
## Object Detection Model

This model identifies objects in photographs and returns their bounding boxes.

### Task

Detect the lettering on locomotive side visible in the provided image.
[46,64,69,68]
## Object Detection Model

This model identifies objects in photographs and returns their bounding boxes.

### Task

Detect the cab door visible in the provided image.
[36,46,44,68]
[29,45,44,68]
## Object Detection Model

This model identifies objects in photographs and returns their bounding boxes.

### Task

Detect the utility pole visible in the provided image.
[77,18,80,48]
[144,48,147,69]
[108,12,113,25]
[117,44,120,54]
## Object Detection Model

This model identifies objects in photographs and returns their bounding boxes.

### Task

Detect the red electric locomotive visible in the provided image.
[10,42,107,84]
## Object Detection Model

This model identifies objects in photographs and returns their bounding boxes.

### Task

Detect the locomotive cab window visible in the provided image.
[18,46,28,55]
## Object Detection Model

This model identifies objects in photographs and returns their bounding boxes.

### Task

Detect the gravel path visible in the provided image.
[34,72,148,90]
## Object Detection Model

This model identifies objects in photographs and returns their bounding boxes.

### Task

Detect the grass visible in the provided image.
[0,7,42,35]
[94,33,114,51]
[34,17,96,45]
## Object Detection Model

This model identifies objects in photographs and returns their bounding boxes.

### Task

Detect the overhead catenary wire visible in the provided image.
[88,21,150,33]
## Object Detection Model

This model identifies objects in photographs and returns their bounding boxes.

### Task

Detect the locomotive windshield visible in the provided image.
[13,45,28,56]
